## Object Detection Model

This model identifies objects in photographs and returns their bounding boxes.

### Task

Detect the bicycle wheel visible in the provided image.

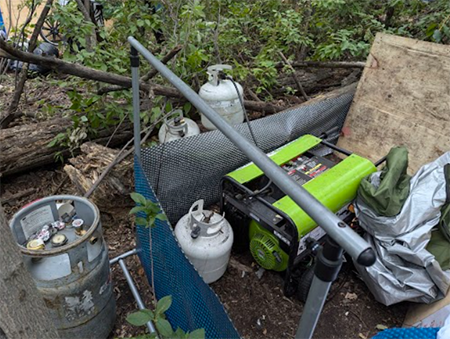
[40,15,64,46]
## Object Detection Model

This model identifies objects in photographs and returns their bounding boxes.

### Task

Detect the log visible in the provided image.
[0,206,59,339]
[0,40,286,113]
[63,143,133,206]
[0,117,132,177]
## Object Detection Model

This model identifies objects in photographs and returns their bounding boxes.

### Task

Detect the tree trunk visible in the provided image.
[0,117,132,177]
[0,206,59,339]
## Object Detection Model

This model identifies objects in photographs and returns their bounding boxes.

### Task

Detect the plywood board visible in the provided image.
[337,33,450,174]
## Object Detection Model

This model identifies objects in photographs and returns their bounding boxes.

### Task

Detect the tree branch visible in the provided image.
[97,44,182,95]
[0,41,286,113]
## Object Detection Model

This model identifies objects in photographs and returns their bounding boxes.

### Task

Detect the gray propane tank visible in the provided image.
[199,64,244,130]
[175,200,233,284]
[158,109,200,143]
[9,195,115,339]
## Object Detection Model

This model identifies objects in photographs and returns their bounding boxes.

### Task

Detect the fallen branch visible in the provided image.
[97,45,182,95]
[0,41,286,113]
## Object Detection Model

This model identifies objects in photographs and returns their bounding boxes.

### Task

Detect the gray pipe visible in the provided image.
[127,37,375,266]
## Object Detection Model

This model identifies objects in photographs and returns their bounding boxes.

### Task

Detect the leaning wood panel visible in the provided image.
[337,33,450,173]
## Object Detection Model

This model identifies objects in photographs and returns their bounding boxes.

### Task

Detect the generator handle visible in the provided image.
[128,37,376,268]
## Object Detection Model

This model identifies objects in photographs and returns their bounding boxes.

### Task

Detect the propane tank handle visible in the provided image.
[207,64,232,86]
[164,109,188,136]
[188,200,224,237]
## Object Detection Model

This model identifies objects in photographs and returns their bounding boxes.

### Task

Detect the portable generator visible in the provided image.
[220,134,377,296]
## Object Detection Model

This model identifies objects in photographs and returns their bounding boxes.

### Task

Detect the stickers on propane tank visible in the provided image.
[20,204,54,239]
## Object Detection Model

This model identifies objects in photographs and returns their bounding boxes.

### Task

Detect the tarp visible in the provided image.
[355,152,450,306]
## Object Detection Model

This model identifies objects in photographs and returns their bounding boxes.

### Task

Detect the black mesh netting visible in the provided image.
[141,90,354,223]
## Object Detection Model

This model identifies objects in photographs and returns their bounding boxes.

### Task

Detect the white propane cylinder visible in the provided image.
[158,110,200,143]
[199,64,244,130]
[175,200,234,284]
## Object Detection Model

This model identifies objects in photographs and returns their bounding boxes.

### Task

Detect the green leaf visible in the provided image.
[130,192,147,205]
[129,206,148,215]
[156,295,172,315]
[188,328,205,339]
[155,318,173,337]
[126,309,154,326]
[135,217,148,226]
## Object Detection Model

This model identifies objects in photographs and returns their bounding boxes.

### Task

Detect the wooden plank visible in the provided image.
[0,206,59,339]
[337,33,450,173]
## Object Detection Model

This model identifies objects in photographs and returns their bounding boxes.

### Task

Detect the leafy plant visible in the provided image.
[129,192,167,228]
[127,295,205,339]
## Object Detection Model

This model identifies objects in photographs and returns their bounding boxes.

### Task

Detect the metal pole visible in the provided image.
[130,46,141,161]
[118,258,157,334]
[295,277,331,339]
[127,36,375,267]
[109,248,138,265]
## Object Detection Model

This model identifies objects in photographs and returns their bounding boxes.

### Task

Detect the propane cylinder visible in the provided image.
[9,195,115,339]
[175,200,233,283]
[158,109,200,143]
[199,64,244,130]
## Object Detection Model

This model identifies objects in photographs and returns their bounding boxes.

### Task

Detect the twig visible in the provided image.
[278,51,309,101]
[2,0,54,129]
[97,45,182,95]
[74,0,97,51]
[275,61,366,69]
[51,175,68,195]
[84,111,173,198]
[1,188,38,206]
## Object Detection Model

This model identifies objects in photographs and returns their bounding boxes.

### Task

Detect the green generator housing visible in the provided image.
[221,134,376,276]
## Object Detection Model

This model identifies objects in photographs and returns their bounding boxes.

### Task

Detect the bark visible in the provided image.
[0,206,59,339]
[0,40,285,113]
[0,117,132,177]
[64,143,133,206]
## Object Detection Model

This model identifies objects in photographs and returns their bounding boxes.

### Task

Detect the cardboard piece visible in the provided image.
[404,291,450,328]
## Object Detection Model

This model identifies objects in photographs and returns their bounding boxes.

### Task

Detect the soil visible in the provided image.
[0,71,409,339]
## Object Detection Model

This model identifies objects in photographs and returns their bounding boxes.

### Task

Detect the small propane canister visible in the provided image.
[158,110,200,144]
[199,65,244,130]
[175,200,233,284]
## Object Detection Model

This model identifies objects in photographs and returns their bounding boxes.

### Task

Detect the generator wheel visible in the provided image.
[297,266,315,303]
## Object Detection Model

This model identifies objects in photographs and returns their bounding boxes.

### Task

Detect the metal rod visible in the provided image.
[127,36,375,266]
[118,258,157,334]
[320,139,353,157]
[374,155,387,167]
[295,277,331,339]
[131,46,141,162]
[109,248,138,265]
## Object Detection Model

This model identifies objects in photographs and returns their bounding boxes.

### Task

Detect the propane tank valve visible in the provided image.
[191,224,201,239]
